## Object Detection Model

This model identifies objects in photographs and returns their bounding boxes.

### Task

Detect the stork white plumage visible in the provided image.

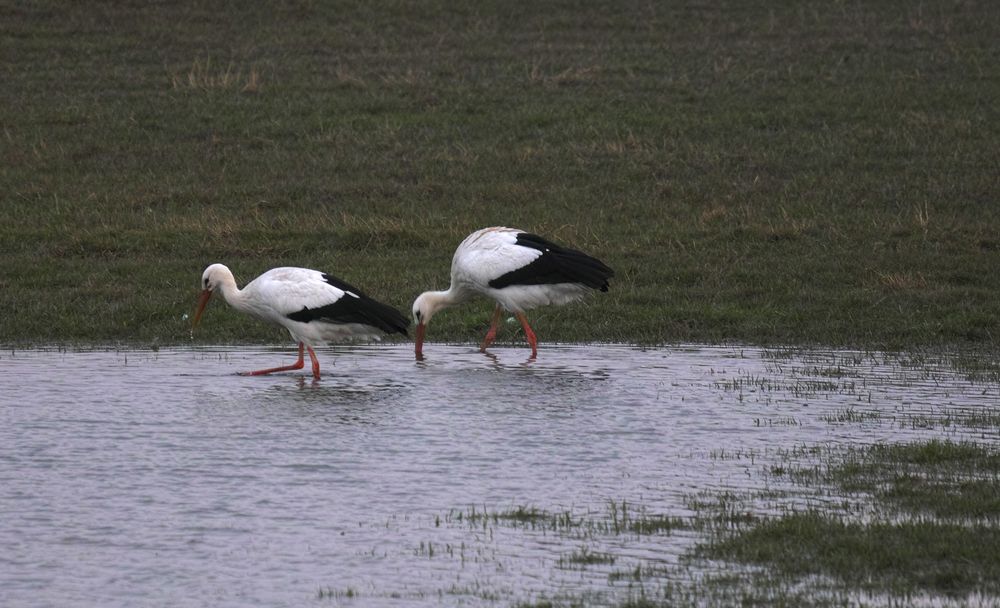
[192,264,408,379]
[411,227,614,359]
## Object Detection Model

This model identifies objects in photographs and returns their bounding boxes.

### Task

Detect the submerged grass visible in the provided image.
[446,501,690,537]
[2,1,999,348]
[558,547,617,568]
[406,440,1000,605]
[709,513,1000,597]
[705,440,1000,599]
[832,440,1000,520]
[435,440,1000,604]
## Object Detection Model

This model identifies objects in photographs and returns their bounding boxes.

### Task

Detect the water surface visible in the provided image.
[1,344,996,607]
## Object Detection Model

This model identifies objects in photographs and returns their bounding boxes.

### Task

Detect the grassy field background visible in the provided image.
[2,1,998,348]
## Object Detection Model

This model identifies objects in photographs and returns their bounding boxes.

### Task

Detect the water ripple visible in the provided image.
[0,344,996,606]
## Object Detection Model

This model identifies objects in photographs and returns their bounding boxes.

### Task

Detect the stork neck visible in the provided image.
[436,286,471,309]
[214,274,251,313]
[417,287,469,325]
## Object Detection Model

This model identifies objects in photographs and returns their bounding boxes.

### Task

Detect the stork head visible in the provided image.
[192,263,234,329]
[200,263,233,292]
[411,291,447,360]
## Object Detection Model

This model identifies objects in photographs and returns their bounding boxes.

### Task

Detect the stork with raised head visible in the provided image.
[411,227,614,359]
[192,264,408,379]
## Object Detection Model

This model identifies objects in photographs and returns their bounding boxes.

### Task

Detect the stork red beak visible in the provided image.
[414,322,426,360]
[192,289,213,329]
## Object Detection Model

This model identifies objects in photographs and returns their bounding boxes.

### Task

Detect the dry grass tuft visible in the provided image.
[913,202,931,236]
[334,65,367,88]
[878,272,928,291]
[528,62,601,86]
[170,58,262,92]
[700,205,729,225]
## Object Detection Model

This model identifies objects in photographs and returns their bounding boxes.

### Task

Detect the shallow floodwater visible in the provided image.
[1,344,997,607]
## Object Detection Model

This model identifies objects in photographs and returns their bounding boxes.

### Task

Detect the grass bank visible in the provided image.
[1,1,998,347]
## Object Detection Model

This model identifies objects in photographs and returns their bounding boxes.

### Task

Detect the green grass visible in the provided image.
[316,586,357,600]
[445,501,689,537]
[705,440,1000,598]
[2,1,999,347]
[427,439,1000,605]
[832,440,1000,519]
[448,504,566,529]
[708,512,1000,597]
[558,546,616,568]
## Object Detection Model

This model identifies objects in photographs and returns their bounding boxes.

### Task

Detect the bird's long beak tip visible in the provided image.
[192,289,213,329]
[414,323,426,360]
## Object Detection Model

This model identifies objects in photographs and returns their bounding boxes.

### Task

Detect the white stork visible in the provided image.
[192,264,408,379]
[411,227,614,359]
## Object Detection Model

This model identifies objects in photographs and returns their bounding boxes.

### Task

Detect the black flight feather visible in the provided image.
[488,233,614,291]
[286,273,409,336]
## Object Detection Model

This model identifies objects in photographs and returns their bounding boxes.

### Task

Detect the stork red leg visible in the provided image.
[515,312,538,358]
[307,346,321,379]
[240,342,306,376]
[480,304,504,352]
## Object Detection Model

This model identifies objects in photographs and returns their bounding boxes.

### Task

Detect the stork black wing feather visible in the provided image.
[488,233,614,291]
[286,273,409,335]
